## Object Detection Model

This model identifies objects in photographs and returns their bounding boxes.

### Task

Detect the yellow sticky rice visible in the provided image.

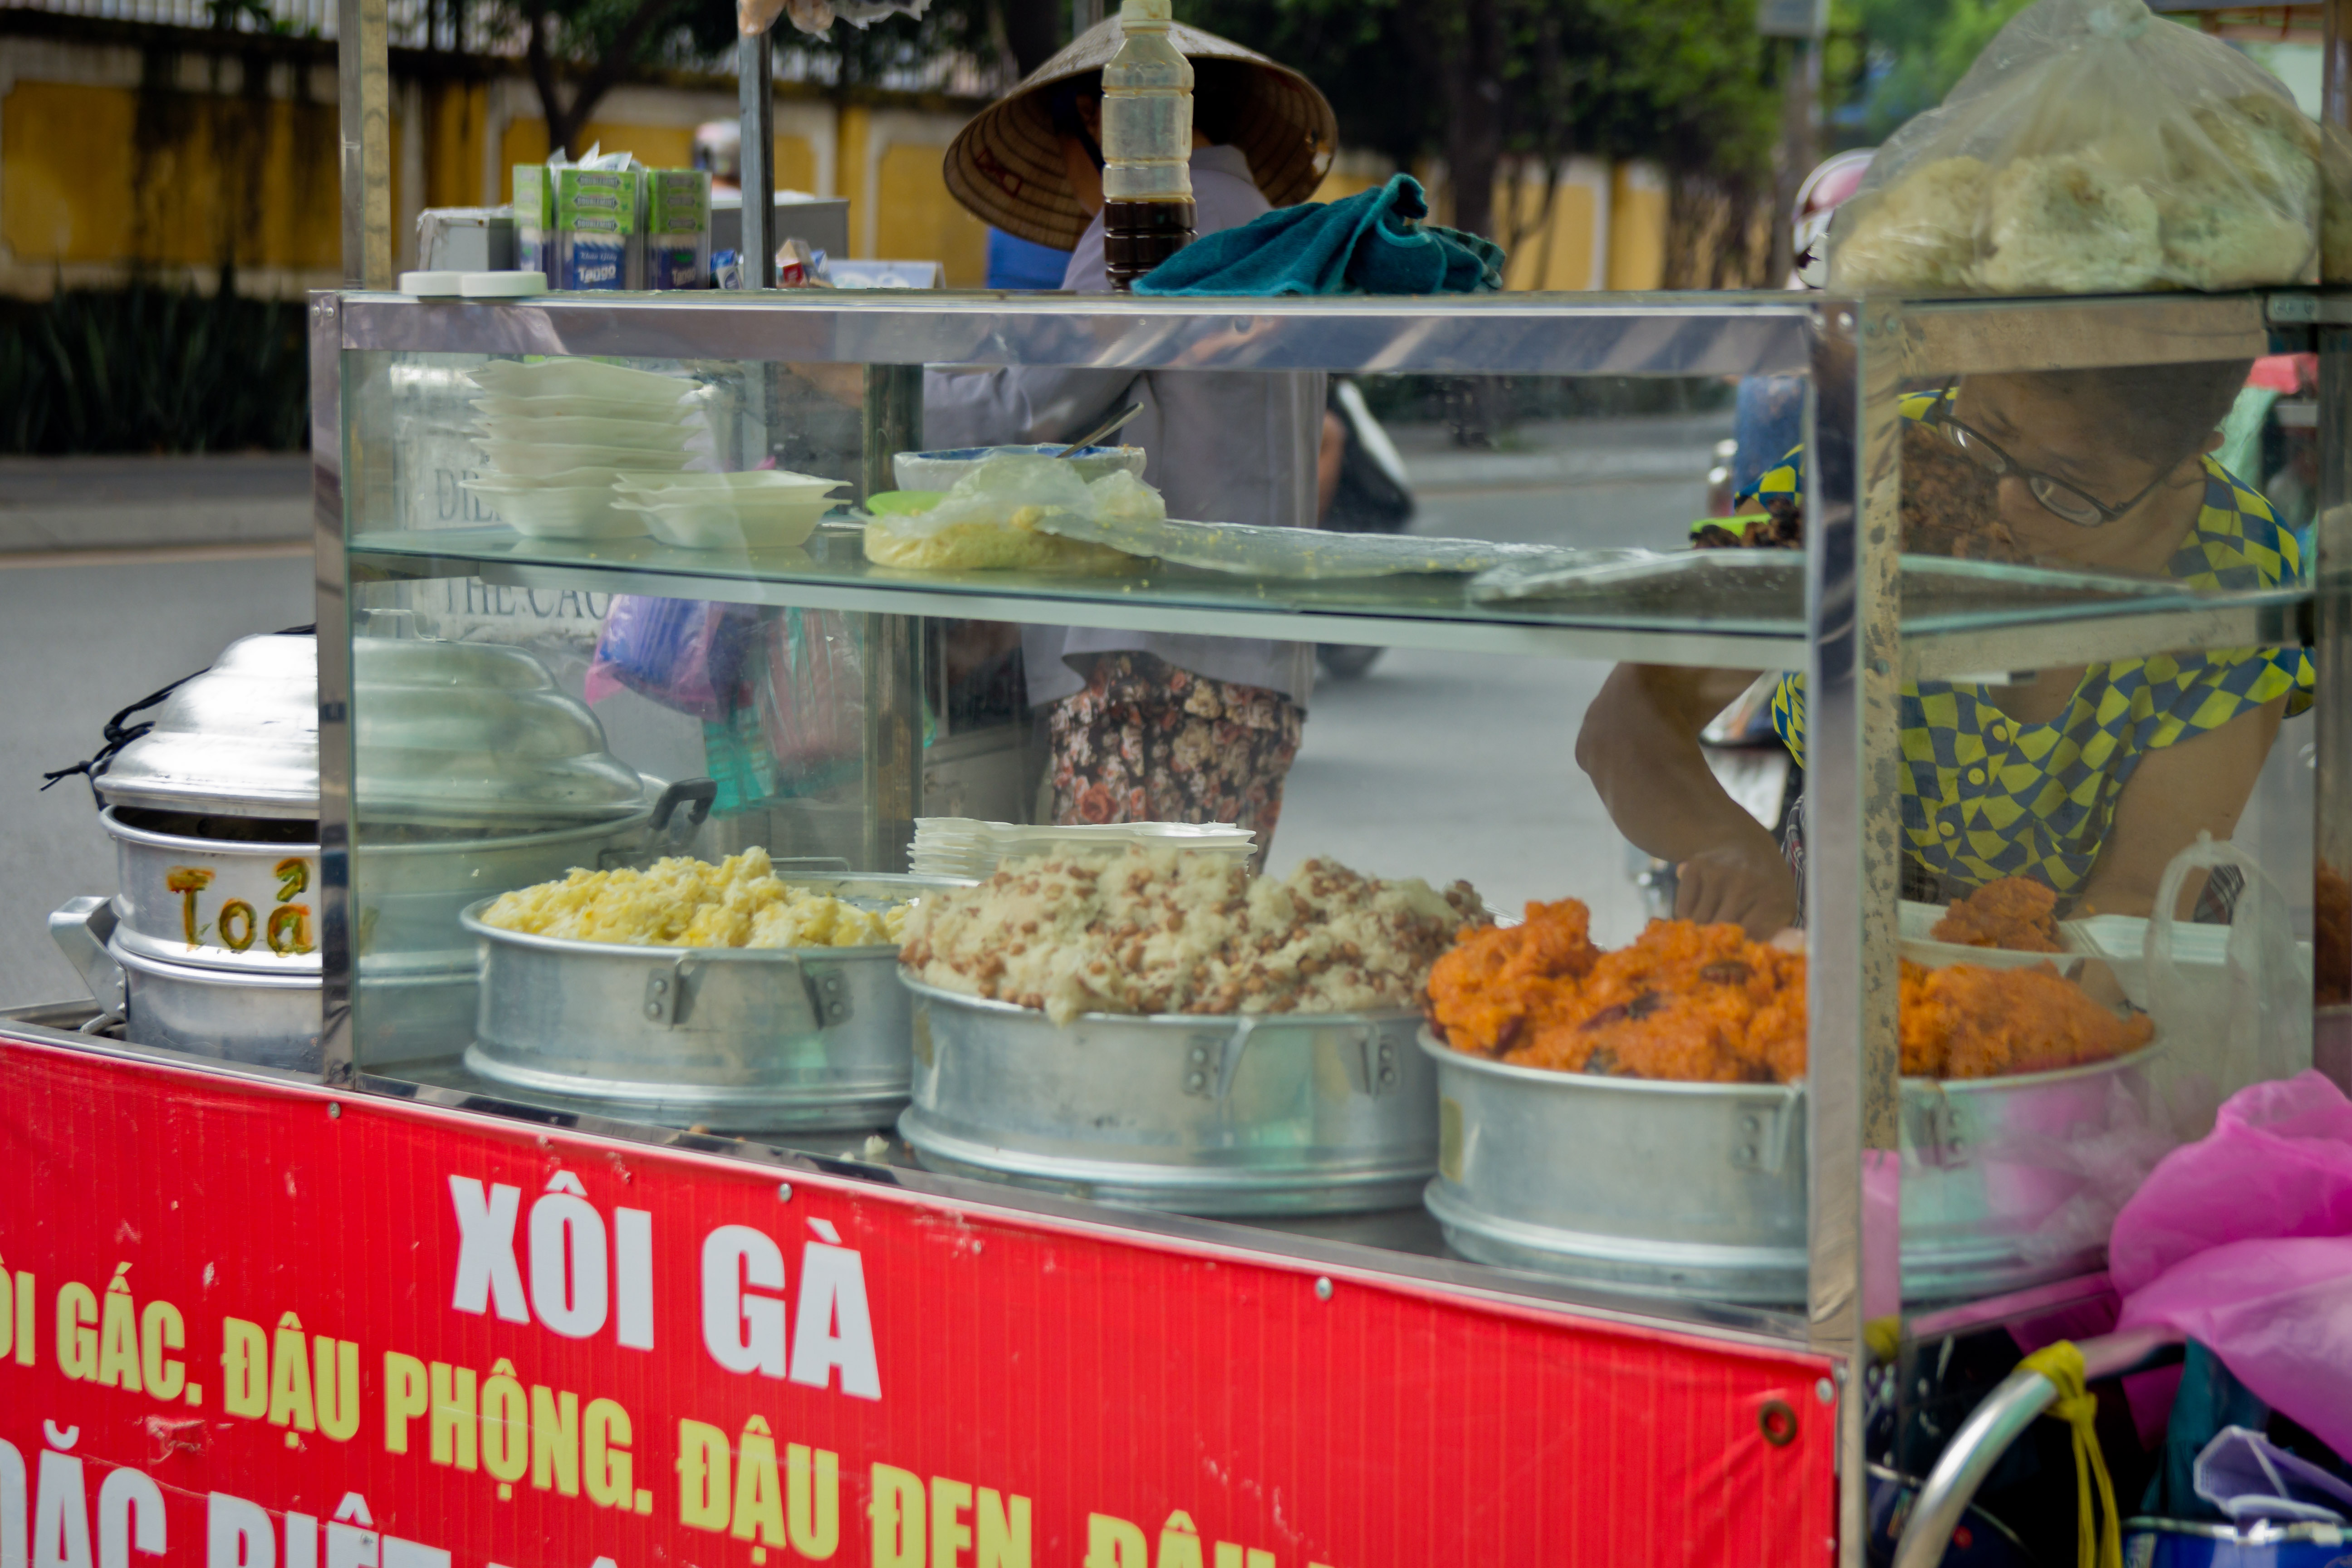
[480,847,906,949]
[862,505,1137,573]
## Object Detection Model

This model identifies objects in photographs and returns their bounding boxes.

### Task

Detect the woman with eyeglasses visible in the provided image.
[1577,358,2314,938]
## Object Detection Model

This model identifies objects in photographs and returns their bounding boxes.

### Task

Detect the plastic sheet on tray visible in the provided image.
[1027,510,1593,581]
[1466,547,2189,616]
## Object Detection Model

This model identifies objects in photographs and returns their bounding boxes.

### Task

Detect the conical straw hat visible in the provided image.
[945,18,1338,253]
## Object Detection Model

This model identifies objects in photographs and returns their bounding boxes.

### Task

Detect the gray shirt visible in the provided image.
[925,144,1324,705]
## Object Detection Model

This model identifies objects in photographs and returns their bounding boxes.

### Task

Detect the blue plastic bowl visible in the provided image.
[2124,1519,2352,1568]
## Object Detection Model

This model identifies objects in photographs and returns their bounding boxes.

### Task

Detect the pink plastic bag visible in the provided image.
[2112,1071,2352,1458]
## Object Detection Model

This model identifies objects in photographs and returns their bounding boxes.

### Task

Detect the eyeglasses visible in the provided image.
[1924,398,2172,528]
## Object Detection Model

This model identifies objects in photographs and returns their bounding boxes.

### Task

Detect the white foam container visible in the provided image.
[468,359,693,401]
[460,480,646,539]
[1897,898,2082,973]
[476,441,696,477]
[619,496,833,551]
[476,415,700,451]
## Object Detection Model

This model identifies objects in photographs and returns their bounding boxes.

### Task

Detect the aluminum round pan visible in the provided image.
[106,783,691,975]
[897,975,1436,1216]
[104,808,323,975]
[355,795,671,964]
[1421,1029,2166,1305]
[458,876,950,1134]
[112,935,320,1073]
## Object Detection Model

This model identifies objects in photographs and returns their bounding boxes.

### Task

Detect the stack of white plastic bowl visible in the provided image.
[612,470,847,551]
[461,360,704,539]
[908,817,1258,881]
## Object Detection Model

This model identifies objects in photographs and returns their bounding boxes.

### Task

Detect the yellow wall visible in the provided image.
[1497,172,1602,291]
[1308,167,1391,206]
[495,120,818,198]
[876,141,986,284]
[3,78,338,272]
[0,44,1666,298]
[836,101,870,255]
[1300,159,1666,294]
[426,80,491,210]
[834,103,988,284]
[1607,162,1669,291]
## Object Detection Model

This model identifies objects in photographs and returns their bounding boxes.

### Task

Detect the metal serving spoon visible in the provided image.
[1055,401,1144,459]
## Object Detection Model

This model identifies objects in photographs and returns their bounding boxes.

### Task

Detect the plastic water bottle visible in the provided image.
[1099,0,1194,289]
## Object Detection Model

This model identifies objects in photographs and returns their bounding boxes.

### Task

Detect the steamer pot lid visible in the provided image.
[94,633,319,818]
[96,628,647,824]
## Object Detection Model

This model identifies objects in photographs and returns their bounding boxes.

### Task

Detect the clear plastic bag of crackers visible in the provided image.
[1828,0,2352,295]
[738,0,928,37]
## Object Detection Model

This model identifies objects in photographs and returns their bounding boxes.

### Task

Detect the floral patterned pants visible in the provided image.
[1046,652,1304,853]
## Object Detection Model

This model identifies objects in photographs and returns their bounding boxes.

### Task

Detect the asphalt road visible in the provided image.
[1269,473,1708,943]
[0,456,1709,1007]
[0,544,317,1005]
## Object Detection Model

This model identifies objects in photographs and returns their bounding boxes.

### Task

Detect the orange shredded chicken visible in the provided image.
[1428,899,2150,1083]
[1930,876,2063,952]
[1898,960,2152,1079]
[1426,901,1804,1083]
[2318,862,2349,1007]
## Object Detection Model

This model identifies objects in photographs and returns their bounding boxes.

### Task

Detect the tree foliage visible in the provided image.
[0,286,308,454]
[1826,0,2037,148]
[508,0,999,158]
[1177,0,1778,185]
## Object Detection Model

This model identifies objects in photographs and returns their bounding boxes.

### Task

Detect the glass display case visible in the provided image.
[314,285,2339,1550]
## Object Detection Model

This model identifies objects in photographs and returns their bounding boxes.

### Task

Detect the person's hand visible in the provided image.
[1317,409,1346,519]
[1675,839,1798,940]
[786,362,866,408]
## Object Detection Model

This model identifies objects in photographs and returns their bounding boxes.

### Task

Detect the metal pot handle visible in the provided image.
[49,897,126,1015]
[648,778,717,841]
[1182,1015,1259,1101]
[601,779,720,869]
[1182,1019,1399,1102]
[641,950,853,1034]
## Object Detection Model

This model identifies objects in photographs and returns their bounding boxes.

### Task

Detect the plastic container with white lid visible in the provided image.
[459,271,551,299]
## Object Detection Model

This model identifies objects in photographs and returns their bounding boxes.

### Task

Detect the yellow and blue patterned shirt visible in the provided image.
[1744,394,2314,896]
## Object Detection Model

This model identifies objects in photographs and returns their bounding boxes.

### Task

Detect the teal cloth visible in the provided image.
[1131,174,1504,298]
[2141,1342,2267,1523]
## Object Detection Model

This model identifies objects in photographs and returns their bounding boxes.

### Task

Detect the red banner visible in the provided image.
[0,1031,1834,1565]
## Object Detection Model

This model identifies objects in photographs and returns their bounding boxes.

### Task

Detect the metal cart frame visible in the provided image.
[302,283,2342,1561]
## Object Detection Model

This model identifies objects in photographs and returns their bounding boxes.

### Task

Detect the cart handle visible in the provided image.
[1891,1324,2184,1568]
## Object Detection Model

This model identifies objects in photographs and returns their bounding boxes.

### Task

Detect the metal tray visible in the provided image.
[458,874,948,1134]
[897,975,1436,1216]
[1421,1029,2168,1305]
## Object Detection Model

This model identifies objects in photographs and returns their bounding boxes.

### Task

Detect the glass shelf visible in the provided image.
[350,520,2312,674]
[333,286,2301,378]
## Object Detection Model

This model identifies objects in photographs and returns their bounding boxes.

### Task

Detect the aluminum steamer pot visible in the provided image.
[457,875,945,1134]
[1421,1030,2166,1305]
[93,783,710,1065]
[897,975,1436,1215]
[50,897,318,1071]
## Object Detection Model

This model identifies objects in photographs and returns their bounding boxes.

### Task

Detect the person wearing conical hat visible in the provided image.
[927,20,1342,857]
[942,20,1337,262]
